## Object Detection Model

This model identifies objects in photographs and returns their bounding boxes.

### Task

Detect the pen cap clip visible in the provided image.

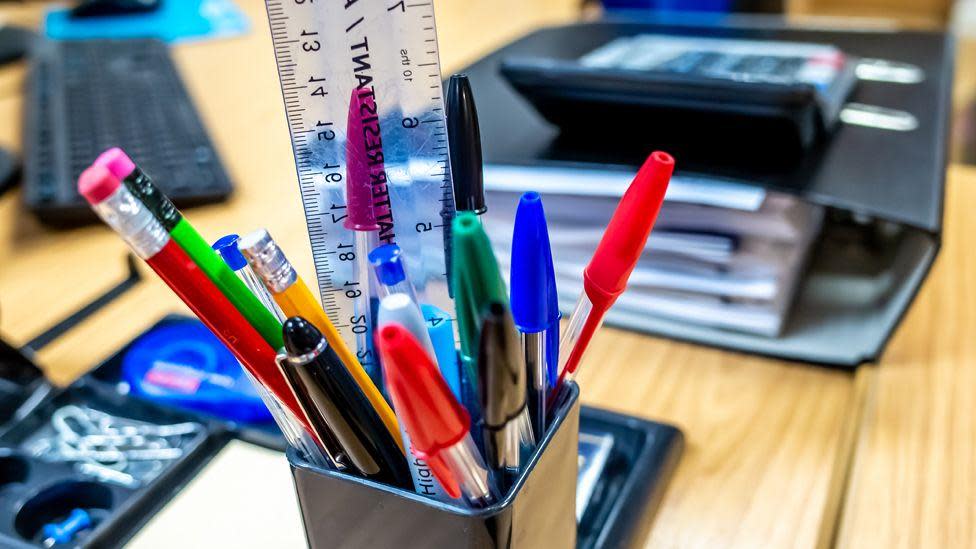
[377,324,470,457]
[510,192,555,333]
[583,151,674,310]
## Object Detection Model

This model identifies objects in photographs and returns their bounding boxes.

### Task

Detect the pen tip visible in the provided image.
[282,316,324,356]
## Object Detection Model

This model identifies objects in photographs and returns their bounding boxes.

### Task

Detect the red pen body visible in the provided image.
[145,241,310,430]
[78,164,316,439]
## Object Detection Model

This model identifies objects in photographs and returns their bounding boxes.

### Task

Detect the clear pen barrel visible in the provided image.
[239,264,285,322]
[557,293,594,376]
[240,366,334,469]
[352,231,375,358]
[442,435,493,506]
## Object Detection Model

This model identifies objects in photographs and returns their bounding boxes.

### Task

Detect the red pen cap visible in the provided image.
[376,323,469,498]
[583,151,674,309]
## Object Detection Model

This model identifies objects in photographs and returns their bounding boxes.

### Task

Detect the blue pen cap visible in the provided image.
[212,234,247,271]
[510,192,554,333]
[368,244,407,286]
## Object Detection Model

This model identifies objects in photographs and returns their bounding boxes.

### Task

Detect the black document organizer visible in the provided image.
[0,316,683,548]
[460,18,951,368]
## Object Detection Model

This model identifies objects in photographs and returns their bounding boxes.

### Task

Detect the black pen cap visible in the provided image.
[477,302,528,429]
[447,74,486,215]
[283,316,323,356]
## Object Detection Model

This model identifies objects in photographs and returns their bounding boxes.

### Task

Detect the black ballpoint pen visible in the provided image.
[477,302,535,481]
[280,316,413,488]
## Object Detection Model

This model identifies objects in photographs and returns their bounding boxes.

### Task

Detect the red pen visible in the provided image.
[78,165,317,441]
[376,323,494,506]
[551,151,674,399]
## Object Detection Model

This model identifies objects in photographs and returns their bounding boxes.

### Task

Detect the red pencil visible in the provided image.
[78,165,315,438]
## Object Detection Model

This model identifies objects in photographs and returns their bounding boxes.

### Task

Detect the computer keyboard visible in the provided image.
[23,38,233,225]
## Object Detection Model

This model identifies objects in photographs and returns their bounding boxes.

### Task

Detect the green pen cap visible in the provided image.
[451,213,508,372]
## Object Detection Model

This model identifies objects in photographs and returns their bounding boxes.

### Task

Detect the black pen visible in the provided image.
[447,73,486,218]
[477,302,535,482]
[446,73,485,297]
[280,316,413,488]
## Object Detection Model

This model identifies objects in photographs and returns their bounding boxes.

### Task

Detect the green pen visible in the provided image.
[94,148,284,350]
[451,212,509,383]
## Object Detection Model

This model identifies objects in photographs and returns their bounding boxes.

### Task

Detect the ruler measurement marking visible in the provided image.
[263,0,455,346]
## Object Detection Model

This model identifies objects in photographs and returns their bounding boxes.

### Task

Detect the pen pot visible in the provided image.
[287,382,580,549]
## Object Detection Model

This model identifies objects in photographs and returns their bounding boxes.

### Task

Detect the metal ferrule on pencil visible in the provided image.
[238,229,298,293]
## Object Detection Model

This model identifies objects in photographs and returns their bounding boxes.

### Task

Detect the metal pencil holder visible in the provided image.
[288,382,581,549]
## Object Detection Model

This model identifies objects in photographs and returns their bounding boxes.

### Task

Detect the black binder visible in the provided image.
[457,17,951,368]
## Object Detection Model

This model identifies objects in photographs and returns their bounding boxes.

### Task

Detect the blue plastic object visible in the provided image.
[42,508,92,546]
[211,234,247,271]
[422,304,462,402]
[45,0,249,43]
[368,244,407,287]
[601,0,733,11]
[510,192,560,386]
[121,319,273,424]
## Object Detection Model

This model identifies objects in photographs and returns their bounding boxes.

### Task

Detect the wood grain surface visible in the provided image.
[0,2,971,548]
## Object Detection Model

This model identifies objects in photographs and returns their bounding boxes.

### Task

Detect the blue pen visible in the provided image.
[510,191,556,439]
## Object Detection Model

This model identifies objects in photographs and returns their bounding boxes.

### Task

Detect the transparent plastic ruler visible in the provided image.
[263,0,456,368]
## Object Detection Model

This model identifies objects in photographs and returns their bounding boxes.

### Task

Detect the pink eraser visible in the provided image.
[78,164,121,205]
[93,147,136,180]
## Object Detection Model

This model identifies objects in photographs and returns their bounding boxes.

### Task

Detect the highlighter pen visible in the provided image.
[376,324,494,506]
[552,152,675,401]
[238,229,405,454]
[93,148,284,350]
[478,302,534,483]
[212,234,285,322]
[451,212,508,385]
[281,317,412,488]
[510,192,556,438]
[376,294,453,501]
[77,166,314,440]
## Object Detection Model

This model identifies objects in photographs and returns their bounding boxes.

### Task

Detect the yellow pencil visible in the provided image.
[239,229,405,454]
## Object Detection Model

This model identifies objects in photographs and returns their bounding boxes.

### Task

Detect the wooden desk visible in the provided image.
[0,3,970,548]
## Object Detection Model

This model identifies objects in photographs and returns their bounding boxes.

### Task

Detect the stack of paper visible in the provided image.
[484,166,823,337]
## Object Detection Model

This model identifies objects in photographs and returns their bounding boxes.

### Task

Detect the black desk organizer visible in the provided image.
[0,314,683,548]
[461,16,952,368]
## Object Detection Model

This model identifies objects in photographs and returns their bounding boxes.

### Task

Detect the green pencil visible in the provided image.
[94,148,284,349]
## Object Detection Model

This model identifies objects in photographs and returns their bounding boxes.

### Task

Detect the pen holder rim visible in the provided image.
[286,381,580,517]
